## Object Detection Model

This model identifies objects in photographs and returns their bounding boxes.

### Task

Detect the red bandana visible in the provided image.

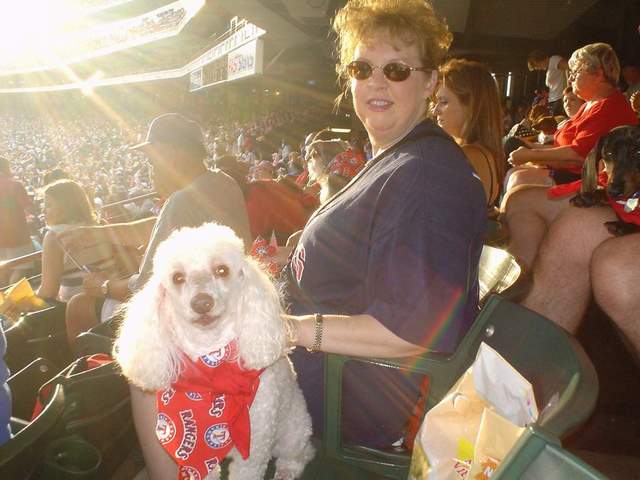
[547,173,640,226]
[155,342,262,480]
[608,196,640,225]
[547,172,609,199]
[250,235,279,275]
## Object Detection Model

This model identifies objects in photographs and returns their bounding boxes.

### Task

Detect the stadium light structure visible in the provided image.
[0,0,204,76]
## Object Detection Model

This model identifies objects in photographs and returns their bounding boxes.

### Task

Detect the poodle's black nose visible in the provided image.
[191,293,215,314]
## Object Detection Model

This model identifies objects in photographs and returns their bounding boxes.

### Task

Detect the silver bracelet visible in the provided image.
[306,313,324,353]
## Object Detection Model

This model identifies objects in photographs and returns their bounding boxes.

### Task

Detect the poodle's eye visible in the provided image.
[172,272,186,285]
[214,265,229,278]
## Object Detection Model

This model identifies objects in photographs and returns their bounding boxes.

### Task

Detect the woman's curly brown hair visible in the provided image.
[333,0,452,98]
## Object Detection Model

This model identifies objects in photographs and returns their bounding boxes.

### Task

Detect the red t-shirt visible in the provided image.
[553,90,638,173]
[0,175,32,248]
[245,180,310,240]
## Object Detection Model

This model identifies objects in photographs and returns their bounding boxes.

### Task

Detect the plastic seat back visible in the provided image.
[494,426,606,479]
[478,245,521,304]
[0,383,65,479]
[322,295,598,479]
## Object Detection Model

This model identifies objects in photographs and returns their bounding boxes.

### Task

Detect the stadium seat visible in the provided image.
[8,357,57,420]
[4,302,71,373]
[494,425,607,479]
[321,295,599,479]
[477,244,521,305]
[0,383,65,479]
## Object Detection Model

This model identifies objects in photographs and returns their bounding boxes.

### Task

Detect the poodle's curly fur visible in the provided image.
[114,223,314,479]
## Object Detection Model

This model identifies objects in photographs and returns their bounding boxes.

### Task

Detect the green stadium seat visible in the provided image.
[494,425,606,479]
[321,295,599,479]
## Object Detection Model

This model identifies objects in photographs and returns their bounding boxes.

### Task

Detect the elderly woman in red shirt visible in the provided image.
[502,43,638,270]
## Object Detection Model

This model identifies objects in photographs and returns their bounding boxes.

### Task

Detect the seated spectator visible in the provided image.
[557,85,585,129]
[0,157,36,288]
[520,204,640,362]
[502,43,638,269]
[37,179,116,302]
[306,138,351,204]
[434,58,505,206]
[60,113,251,480]
[527,50,568,116]
[505,43,637,193]
[622,65,640,100]
[284,0,485,449]
[61,113,251,343]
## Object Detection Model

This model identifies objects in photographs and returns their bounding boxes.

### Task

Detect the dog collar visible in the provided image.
[155,342,262,479]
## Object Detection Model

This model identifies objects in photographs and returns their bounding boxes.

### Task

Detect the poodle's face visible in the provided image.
[152,224,247,358]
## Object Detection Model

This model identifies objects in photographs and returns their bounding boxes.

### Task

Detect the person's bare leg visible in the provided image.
[521,206,616,333]
[501,186,570,270]
[65,293,100,345]
[504,166,553,193]
[130,386,177,480]
[591,233,640,359]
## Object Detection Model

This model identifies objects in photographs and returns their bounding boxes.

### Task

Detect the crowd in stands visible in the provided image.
[1,1,640,475]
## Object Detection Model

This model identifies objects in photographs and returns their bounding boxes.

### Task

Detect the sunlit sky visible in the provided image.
[0,0,202,77]
[0,1,99,60]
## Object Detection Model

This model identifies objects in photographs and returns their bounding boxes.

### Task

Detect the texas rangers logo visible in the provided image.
[179,465,201,480]
[185,391,204,401]
[155,413,176,444]
[200,347,227,368]
[205,423,231,449]
[205,458,220,472]
[291,244,306,283]
[175,409,198,460]
[209,394,226,418]
[160,387,175,406]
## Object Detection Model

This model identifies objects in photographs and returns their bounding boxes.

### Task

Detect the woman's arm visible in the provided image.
[509,145,584,168]
[285,313,426,358]
[36,231,65,300]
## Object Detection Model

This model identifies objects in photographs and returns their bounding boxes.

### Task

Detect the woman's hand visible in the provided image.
[82,272,109,298]
[282,313,426,358]
[508,146,532,166]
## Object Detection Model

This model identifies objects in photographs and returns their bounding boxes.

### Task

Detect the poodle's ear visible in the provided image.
[236,258,286,370]
[580,142,601,194]
[113,278,182,390]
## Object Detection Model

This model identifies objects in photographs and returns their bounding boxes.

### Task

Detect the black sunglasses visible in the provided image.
[346,60,430,82]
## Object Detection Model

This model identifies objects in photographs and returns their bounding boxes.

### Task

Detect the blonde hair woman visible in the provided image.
[434,58,505,206]
[503,43,638,270]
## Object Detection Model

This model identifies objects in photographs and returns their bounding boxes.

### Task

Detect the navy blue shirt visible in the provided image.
[286,120,486,447]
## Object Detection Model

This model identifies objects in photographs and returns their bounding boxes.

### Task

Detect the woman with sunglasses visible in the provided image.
[502,43,638,270]
[283,0,486,449]
[434,58,505,207]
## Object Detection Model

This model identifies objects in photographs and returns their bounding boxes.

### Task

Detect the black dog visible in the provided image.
[571,125,640,236]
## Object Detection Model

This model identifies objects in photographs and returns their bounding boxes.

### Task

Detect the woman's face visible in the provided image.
[569,63,602,101]
[434,84,467,140]
[350,38,436,152]
[44,194,63,226]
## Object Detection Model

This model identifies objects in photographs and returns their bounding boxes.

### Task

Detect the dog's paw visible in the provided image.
[571,190,609,208]
[605,220,639,236]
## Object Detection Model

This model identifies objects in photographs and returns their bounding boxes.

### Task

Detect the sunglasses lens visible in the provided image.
[347,61,372,80]
[383,63,411,81]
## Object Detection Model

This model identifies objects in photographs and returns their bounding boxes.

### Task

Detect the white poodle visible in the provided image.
[114,223,314,480]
